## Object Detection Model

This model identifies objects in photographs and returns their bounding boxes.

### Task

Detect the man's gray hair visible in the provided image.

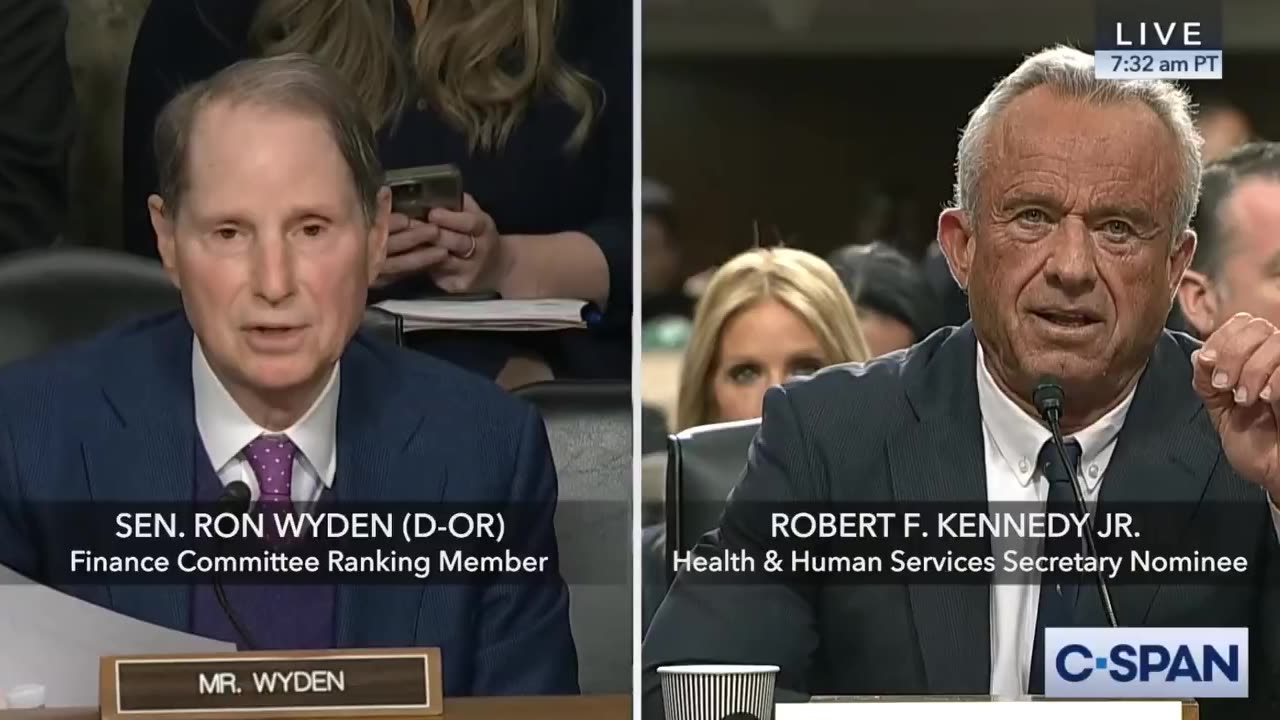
[953,45,1203,236]
[153,53,383,224]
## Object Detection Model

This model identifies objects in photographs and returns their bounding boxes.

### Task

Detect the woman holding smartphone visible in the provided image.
[122,0,631,383]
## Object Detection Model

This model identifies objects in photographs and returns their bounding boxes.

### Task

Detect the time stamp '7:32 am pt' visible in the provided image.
[1094,50,1222,79]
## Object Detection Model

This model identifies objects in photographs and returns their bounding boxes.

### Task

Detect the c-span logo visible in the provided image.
[1046,627,1247,698]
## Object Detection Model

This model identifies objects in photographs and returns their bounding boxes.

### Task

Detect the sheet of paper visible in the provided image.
[375,298,588,331]
[777,700,1181,720]
[0,565,234,708]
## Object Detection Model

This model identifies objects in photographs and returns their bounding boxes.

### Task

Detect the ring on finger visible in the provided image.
[458,234,477,260]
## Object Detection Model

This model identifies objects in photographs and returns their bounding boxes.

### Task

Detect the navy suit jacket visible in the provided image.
[643,324,1279,719]
[0,312,579,696]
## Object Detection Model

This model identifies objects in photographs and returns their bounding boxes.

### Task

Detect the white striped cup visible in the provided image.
[657,664,779,720]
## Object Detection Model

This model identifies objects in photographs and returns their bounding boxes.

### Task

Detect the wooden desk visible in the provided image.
[0,695,630,720]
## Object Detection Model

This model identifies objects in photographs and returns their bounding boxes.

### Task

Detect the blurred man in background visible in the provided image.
[0,0,76,254]
[1197,98,1254,164]
[1178,142,1280,339]
[641,178,693,322]
[922,241,972,327]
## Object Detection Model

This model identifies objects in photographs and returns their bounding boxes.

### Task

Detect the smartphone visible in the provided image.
[386,164,463,219]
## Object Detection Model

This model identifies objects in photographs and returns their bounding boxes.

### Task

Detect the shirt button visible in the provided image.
[416,98,428,111]
[1017,459,1029,473]
[1089,465,1100,478]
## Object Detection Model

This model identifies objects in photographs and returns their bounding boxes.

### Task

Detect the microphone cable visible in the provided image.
[1033,377,1119,628]
[213,480,259,649]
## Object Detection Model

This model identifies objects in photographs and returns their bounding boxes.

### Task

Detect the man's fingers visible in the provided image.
[1264,365,1280,408]
[1199,312,1252,364]
[1198,315,1275,396]
[1236,332,1280,405]
[1192,349,1217,398]
[1192,350,1234,413]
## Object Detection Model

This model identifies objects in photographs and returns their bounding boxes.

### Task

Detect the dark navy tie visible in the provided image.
[1028,438,1082,694]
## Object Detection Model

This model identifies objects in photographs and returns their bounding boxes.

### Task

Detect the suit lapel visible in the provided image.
[333,337,448,647]
[1085,333,1218,626]
[886,325,992,692]
[81,314,195,632]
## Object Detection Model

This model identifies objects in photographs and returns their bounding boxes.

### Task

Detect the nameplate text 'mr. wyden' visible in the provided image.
[99,648,442,720]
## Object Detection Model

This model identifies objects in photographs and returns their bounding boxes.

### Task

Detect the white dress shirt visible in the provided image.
[976,343,1135,698]
[192,340,339,507]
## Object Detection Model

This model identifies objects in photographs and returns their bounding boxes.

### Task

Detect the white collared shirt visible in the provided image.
[192,339,339,507]
[976,343,1135,698]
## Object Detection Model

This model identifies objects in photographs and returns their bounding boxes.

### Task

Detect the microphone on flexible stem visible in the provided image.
[214,480,258,650]
[1031,377,1120,629]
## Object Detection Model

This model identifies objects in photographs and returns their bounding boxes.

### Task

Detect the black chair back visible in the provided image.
[513,381,632,694]
[0,248,402,367]
[359,306,404,347]
[0,248,178,366]
[664,417,760,581]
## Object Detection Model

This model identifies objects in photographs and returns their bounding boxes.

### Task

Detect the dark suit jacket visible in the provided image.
[0,0,75,253]
[0,312,578,696]
[643,324,1280,718]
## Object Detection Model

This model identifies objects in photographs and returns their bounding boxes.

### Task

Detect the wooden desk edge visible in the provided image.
[0,694,631,720]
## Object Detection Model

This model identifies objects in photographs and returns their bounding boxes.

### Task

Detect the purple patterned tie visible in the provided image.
[244,434,297,542]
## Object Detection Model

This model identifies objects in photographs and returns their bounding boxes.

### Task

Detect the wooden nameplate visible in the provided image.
[99,648,442,720]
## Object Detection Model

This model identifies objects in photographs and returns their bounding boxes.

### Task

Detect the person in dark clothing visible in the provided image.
[122,0,630,381]
[921,241,971,328]
[0,0,76,254]
[827,241,942,355]
[641,178,693,322]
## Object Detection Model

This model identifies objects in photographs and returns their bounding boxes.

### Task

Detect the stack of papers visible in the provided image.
[374,298,590,332]
[0,565,233,707]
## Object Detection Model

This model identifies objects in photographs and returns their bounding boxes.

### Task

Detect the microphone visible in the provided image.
[1032,377,1119,628]
[217,479,252,514]
[214,481,258,649]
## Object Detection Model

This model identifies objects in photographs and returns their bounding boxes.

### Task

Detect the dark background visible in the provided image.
[642,0,1280,274]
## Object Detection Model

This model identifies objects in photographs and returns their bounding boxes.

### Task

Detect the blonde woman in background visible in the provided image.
[122,0,630,384]
[642,248,869,633]
[676,247,870,430]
